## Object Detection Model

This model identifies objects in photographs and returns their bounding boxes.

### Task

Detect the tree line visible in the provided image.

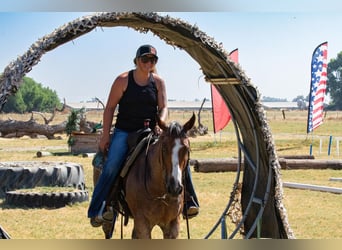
[2,77,61,113]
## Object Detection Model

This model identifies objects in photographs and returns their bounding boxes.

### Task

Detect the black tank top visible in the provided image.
[115,70,158,132]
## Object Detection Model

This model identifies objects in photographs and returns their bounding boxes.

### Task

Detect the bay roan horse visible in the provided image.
[124,113,195,239]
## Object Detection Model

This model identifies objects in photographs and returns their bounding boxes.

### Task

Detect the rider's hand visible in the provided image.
[99,134,110,153]
[154,125,162,135]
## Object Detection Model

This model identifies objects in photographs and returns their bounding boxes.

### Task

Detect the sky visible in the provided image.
[1,11,342,104]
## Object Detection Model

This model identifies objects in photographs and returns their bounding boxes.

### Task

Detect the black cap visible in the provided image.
[135,45,158,59]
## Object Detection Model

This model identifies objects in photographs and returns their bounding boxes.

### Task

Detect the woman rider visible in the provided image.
[88,45,199,227]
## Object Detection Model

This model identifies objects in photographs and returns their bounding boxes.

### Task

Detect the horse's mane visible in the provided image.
[166,121,186,138]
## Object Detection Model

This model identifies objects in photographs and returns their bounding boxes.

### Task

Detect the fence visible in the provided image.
[310,135,342,158]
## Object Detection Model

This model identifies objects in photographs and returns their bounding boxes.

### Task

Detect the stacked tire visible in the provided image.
[0,161,88,208]
[5,190,89,208]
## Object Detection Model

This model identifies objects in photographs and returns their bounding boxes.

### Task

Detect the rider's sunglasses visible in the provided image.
[140,56,158,64]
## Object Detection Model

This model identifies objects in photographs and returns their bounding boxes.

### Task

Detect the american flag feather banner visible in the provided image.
[307,42,328,133]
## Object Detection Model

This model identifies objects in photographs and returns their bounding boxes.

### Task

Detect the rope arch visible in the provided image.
[0,12,294,239]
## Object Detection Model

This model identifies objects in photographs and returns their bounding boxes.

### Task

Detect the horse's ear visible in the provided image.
[183,113,196,133]
[157,115,168,131]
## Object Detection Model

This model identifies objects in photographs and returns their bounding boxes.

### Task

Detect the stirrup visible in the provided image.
[103,208,114,221]
[183,206,199,219]
[183,196,199,219]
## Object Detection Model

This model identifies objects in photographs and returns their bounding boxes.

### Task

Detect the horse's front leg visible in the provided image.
[132,217,152,239]
[161,217,180,239]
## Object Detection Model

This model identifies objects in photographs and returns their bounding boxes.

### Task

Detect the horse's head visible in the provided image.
[157,113,196,197]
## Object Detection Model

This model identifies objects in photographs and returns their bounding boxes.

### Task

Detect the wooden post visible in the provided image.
[193,158,342,172]
[36,151,53,157]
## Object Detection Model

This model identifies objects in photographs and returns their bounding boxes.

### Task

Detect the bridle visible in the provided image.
[143,131,190,206]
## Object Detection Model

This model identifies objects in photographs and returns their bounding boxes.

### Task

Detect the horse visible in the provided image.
[119,113,196,239]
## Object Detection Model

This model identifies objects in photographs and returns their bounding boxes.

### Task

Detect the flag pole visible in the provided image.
[309,132,314,156]
[210,84,216,134]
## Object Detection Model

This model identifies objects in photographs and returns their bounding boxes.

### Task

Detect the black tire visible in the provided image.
[5,190,89,208]
[0,161,86,198]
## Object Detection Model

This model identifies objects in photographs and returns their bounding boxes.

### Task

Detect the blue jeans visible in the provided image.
[185,163,199,207]
[88,128,129,218]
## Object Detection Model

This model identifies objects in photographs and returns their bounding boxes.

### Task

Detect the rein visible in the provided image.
[143,134,169,204]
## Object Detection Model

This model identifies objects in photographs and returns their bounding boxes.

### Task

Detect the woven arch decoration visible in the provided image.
[0,12,294,239]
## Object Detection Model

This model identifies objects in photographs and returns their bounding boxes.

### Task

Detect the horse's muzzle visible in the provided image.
[167,178,183,197]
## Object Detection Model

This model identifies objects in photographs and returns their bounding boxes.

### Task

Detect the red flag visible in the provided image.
[229,48,239,63]
[211,49,238,133]
[211,85,230,133]
[307,42,328,133]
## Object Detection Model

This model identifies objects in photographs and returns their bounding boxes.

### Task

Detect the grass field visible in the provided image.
[0,109,341,239]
